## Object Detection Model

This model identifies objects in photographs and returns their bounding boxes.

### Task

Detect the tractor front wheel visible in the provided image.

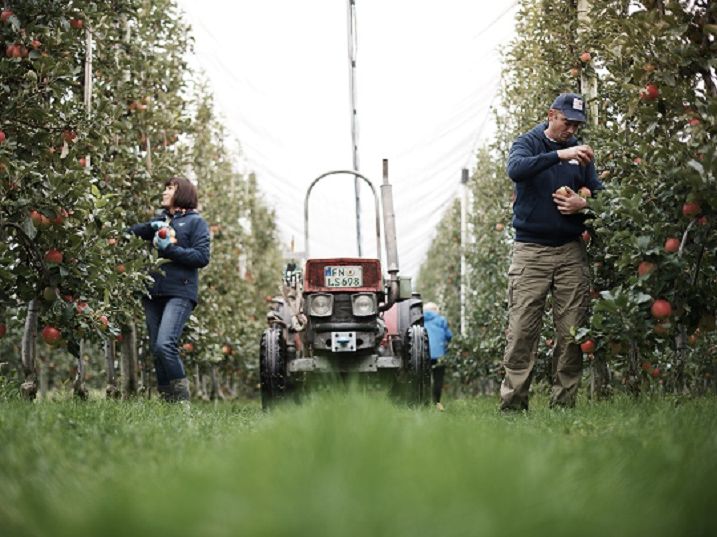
[260,327,289,410]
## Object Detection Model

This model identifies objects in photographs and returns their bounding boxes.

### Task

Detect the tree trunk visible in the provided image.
[626,341,641,397]
[209,364,221,400]
[73,340,88,400]
[38,353,48,400]
[105,339,120,399]
[119,323,138,398]
[20,298,39,400]
[673,326,688,394]
[589,354,610,399]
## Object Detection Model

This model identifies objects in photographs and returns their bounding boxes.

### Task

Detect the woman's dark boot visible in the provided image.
[170,377,191,402]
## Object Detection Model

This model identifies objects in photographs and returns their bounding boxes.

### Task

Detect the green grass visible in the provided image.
[0,391,715,537]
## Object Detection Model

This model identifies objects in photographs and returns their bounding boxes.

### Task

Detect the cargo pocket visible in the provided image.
[507,264,525,309]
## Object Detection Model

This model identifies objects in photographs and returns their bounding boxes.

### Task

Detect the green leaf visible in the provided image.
[22,218,37,240]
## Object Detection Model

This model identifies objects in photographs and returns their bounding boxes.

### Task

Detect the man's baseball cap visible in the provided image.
[551,93,587,123]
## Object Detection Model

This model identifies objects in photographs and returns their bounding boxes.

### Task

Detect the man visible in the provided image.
[423,302,453,411]
[500,92,603,411]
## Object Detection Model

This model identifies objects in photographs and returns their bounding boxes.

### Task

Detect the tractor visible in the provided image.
[259,160,431,408]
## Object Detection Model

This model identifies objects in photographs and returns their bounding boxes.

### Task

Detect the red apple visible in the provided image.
[1,9,13,23]
[51,209,68,225]
[5,43,21,58]
[640,84,660,101]
[638,261,656,277]
[682,201,701,217]
[579,51,591,63]
[30,210,50,227]
[41,325,62,345]
[44,248,63,264]
[664,238,680,253]
[580,339,596,353]
[651,299,672,320]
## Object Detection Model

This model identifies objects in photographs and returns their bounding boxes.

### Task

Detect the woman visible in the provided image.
[130,177,210,402]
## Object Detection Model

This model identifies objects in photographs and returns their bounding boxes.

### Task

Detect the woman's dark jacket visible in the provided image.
[130,209,210,305]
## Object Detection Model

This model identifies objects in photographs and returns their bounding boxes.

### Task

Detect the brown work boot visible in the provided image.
[169,377,191,402]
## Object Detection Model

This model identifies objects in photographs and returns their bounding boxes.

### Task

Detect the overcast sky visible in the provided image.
[176,0,517,280]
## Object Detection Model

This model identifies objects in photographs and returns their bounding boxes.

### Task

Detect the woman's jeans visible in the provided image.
[143,296,193,387]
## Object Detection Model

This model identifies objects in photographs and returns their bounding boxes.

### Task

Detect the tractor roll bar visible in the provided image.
[304,170,382,262]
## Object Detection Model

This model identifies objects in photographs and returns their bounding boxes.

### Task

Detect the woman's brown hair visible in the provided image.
[165,177,198,210]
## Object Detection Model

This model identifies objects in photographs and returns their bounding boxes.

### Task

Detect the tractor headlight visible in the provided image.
[351,293,377,317]
[309,293,333,317]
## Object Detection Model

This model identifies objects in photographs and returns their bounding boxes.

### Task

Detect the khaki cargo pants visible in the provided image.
[500,241,590,410]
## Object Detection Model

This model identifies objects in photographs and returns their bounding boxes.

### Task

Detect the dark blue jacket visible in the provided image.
[130,209,210,305]
[508,122,603,246]
[424,310,452,360]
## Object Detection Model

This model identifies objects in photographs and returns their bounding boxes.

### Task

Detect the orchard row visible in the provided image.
[0,1,282,399]
[418,0,716,396]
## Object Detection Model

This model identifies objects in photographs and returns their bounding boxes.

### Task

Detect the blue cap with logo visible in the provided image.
[551,93,587,123]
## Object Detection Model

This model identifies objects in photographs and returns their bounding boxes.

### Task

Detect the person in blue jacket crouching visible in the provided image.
[130,177,210,402]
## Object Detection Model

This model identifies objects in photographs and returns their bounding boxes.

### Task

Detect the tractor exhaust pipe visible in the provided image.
[380,159,400,311]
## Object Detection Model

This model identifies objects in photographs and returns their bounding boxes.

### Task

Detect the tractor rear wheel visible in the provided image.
[260,327,289,410]
[402,325,431,406]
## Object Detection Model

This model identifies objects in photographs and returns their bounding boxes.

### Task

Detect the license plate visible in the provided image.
[324,265,363,288]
